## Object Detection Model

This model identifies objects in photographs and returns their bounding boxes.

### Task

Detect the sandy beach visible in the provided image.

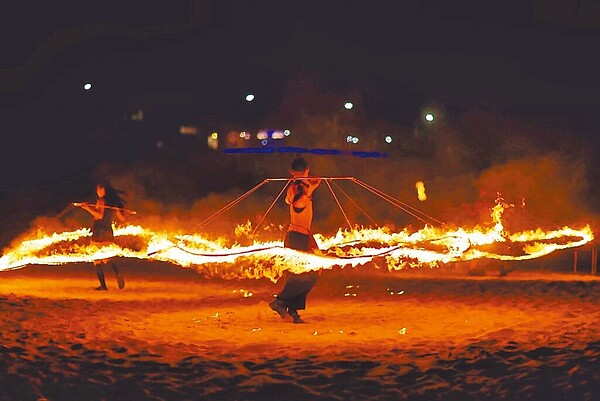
[0,258,598,401]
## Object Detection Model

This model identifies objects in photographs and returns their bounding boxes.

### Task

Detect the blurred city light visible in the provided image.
[130,109,144,121]
[179,125,198,135]
[256,129,286,140]
[83,82,92,91]
[344,102,354,110]
[245,94,255,102]
[385,136,392,143]
[207,133,219,150]
[425,113,435,122]
[345,135,360,144]
[257,131,268,140]
[271,130,284,139]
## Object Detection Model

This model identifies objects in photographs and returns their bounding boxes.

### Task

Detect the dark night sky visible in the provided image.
[1,0,600,189]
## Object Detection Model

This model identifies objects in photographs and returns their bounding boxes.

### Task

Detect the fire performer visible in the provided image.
[270,156,321,323]
[76,180,127,291]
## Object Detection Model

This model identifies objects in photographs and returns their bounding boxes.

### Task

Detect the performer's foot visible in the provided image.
[269,300,287,319]
[288,311,305,324]
[117,275,125,289]
[95,285,108,291]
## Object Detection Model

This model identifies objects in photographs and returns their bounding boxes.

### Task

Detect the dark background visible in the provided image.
[1,0,599,248]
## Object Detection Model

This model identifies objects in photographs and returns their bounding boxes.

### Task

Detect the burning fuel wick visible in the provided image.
[73,202,137,215]
[415,181,427,201]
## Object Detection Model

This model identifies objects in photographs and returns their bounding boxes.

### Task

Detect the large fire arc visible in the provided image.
[0,177,594,282]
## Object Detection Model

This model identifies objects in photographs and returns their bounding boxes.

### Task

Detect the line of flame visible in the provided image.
[0,220,593,282]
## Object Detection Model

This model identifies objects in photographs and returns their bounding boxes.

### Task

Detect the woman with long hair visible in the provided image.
[77,179,127,290]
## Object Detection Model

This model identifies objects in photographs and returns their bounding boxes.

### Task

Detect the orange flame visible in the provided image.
[0,199,594,282]
[415,181,427,201]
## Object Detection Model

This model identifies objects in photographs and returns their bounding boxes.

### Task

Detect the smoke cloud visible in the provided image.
[1,75,598,251]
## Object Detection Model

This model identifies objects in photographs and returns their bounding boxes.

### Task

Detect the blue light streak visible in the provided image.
[223,147,387,158]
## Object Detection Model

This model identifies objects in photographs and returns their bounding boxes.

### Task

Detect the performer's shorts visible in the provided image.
[92,221,114,242]
[284,231,318,252]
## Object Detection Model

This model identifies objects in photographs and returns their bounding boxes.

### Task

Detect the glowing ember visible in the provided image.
[415,181,427,201]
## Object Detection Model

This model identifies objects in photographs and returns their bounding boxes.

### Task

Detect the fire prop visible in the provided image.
[0,177,594,282]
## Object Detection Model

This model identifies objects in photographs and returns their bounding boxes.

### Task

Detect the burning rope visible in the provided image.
[351,178,445,227]
[192,180,270,232]
[251,180,291,236]
[330,181,378,226]
[149,176,447,258]
[324,179,353,230]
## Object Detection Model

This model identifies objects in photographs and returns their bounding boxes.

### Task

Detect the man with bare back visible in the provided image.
[269,156,321,323]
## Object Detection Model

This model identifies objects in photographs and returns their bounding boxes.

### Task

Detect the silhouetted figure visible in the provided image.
[270,156,321,323]
[77,180,126,290]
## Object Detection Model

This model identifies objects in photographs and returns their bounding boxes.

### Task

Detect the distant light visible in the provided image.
[207,134,219,150]
[180,125,198,135]
[346,135,359,144]
[131,109,144,121]
[425,113,434,122]
[83,82,92,91]
[385,136,392,143]
[344,102,354,110]
[283,129,291,136]
[257,130,268,140]
[271,130,284,139]
[245,94,255,102]
[261,139,268,146]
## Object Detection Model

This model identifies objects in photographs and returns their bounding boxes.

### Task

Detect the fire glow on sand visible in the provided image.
[0,177,594,280]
